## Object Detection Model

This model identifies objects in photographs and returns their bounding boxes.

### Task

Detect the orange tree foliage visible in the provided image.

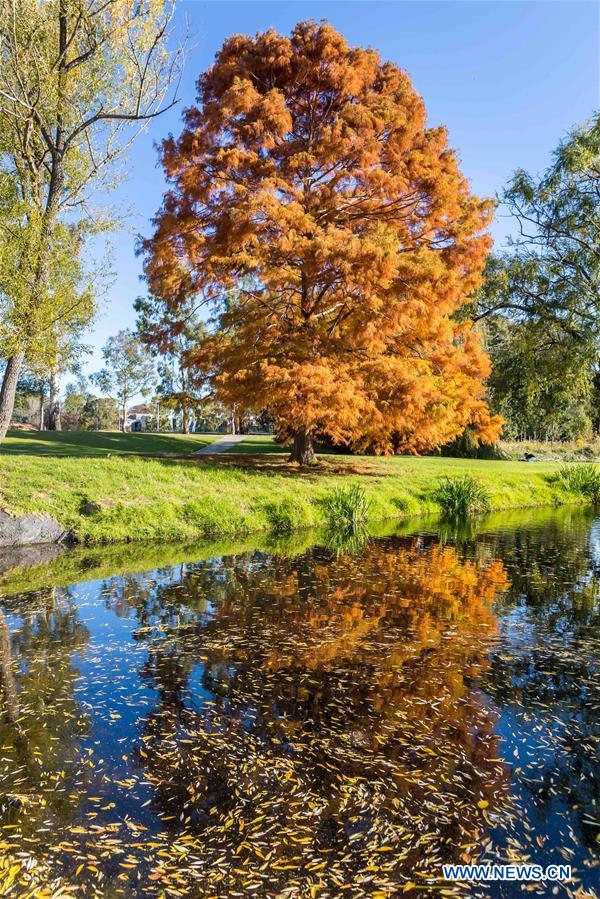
[144,21,502,461]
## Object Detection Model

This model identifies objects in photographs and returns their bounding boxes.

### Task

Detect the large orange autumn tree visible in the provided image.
[144,21,502,463]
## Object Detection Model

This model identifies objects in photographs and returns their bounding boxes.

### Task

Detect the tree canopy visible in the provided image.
[135,294,207,434]
[93,329,155,431]
[472,114,600,441]
[145,21,501,462]
[500,113,600,341]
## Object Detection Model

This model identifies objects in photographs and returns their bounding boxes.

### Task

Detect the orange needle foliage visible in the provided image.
[144,21,503,462]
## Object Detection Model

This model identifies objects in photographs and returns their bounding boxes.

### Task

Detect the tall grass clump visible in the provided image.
[433,475,491,518]
[556,463,600,502]
[323,485,371,530]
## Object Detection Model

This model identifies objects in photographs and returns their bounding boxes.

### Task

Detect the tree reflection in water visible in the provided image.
[129,540,511,896]
[0,519,598,897]
[0,586,91,894]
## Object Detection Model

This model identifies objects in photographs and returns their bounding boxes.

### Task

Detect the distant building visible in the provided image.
[169,410,198,432]
[124,404,155,432]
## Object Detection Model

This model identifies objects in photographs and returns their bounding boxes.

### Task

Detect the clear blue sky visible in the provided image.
[81,0,600,380]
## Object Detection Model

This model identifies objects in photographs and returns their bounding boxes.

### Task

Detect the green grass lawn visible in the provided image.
[217,434,600,461]
[0,429,312,457]
[6,430,600,461]
[0,429,219,456]
[226,434,287,453]
[0,429,591,545]
[225,434,337,454]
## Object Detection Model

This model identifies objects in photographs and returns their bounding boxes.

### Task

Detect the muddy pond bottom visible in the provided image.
[0,509,599,897]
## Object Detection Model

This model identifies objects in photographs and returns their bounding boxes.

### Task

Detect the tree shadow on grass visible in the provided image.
[196,453,389,479]
[1,430,215,457]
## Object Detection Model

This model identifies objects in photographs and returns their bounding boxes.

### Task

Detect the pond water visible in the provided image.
[0,510,599,897]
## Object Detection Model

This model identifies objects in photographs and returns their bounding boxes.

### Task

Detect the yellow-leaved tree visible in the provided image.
[0,0,183,437]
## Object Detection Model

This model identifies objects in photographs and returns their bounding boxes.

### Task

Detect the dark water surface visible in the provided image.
[0,510,599,897]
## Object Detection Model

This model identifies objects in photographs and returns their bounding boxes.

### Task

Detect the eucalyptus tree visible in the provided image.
[93,329,155,430]
[135,294,207,433]
[0,0,183,438]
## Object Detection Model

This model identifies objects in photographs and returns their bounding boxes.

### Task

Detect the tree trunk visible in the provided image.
[38,391,45,430]
[0,3,66,443]
[48,400,61,431]
[47,373,61,431]
[289,429,316,465]
[0,350,25,441]
[235,414,248,435]
[182,402,190,434]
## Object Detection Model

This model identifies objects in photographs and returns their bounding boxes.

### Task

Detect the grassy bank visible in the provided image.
[0,443,594,545]
[0,505,592,598]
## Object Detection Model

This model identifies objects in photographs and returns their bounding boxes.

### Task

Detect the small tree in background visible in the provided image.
[135,295,207,433]
[145,21,501,463]
[62,383,119,431]
[93,330,155,431]
[88,396,119,431]
[62,385,88,431]
[482,314,595,441]
[13,371,50,429]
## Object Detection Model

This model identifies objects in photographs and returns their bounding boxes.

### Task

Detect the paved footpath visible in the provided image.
[194,434,246,455]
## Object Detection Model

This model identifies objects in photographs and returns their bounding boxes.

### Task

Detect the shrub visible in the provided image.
[439,426,509,460]
[433,475,491,518]
[323,485,371,530]
[556,463,600,501]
